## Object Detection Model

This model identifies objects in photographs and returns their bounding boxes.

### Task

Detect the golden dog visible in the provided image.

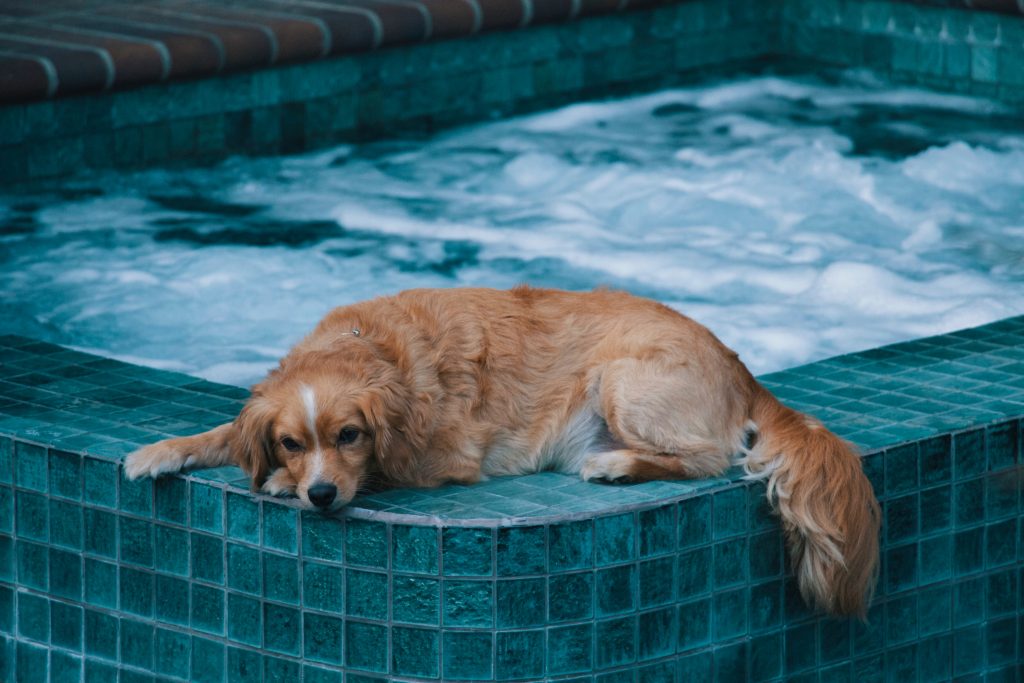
[126,286,879,616]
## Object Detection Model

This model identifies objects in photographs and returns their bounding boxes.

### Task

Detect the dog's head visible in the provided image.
[232,351,417,511]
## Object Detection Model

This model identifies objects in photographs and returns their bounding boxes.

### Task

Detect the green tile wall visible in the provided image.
[1,314,1023,680]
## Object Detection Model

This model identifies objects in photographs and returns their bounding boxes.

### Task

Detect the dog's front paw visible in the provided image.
[124,441,192,480]
[261,468,298,497]
[580,451,634,484]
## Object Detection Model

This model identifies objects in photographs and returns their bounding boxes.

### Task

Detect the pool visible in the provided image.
[3,68,1023,386]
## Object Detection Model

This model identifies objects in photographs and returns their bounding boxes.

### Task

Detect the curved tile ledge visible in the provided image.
[1,315,1023,681]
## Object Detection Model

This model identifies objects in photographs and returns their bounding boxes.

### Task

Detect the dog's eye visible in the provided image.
[338,427,359,445]
[281,437,303,452]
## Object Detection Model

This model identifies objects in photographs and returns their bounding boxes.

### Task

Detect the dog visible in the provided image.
[126,286,880,616]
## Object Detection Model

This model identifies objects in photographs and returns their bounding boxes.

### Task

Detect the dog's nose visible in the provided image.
[307,483,337,508]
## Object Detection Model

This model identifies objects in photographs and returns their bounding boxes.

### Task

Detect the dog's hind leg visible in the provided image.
[580,357,749,483]
[124,423,236,480]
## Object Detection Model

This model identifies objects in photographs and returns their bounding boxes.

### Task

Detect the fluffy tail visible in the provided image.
[741,386,880,617]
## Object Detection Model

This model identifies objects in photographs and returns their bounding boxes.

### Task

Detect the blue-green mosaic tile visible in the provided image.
[82,458,118,509]
[14,442,47,492]
[300,513,343,562]
[346,518,387,568]
[0,487,10,534]
[548,519,593,571]
[47,450,80,500]
[678,598,711,650]
[190,482,223,534]
[83,609,117,661]
[496,525,546,575]
[83,658,118,683]
[713,587,748,641]
[442,579,492,627]
[392,575,439,625]
[48,499,82,550]
[153,524,189,576]
[442,631,492,680]
[549,571,593,622]
[638,606,674,661]
[226,492,259,545]
[154,627,190,680]
[16,490,47,541]
[678,547,712,600]
[0,585,12,634]
[596,564,636,616]
[191,584,224,635]
[392,524,438,574]
[392,625,438,678]
[119,567,153,616]
[594,513,635,566]
[190,532,224,584]
[227,645,261,683]
[16,640,48,681]
[0,536,10,582]
[227,543,261,595]
[303,613,343,665]
[50,649,81,682]
[17,592,49,642]
[346,621,387,672]
[118,517,153,567]
[16,539,48,590]
[496,629,544,680]
[497,577,546,627]
[0,438,11,484]
[304,663,342,683]
[119,473,152,517]
[263,602,299,655]
[191,636,225,683]
[154,574,190,626]
[120,618,153,669]
[261,502,297,554]
[263,552,299,604]
[595,615,636,668]
[713,536,749,588]
[347,569,388,620]
[49,547,81,600]
[639,504,676,556]
[154,476,187,525]
[303,561,343,612]
[678,495,711,548]
[442,527,492,576]
[227,593,261,647]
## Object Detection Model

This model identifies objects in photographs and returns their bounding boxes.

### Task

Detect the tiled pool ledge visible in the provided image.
[4,0,1024,185]
[1,316,1023,681]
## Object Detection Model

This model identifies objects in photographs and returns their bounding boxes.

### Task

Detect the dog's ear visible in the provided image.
[358,383,423,482]
[232,394,277,488]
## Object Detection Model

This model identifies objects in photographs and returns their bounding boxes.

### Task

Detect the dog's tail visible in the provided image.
[740,385,880,617]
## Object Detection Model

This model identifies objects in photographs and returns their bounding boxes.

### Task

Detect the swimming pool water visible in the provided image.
[2,69,1023,387]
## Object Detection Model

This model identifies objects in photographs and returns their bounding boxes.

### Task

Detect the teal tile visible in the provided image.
[595,513,635,565]
[227,646,261,683]
[0,536,10,582]
[263,654,300,683]
[14,442,47,491]
[263,603,299,655]
[303,613,342,664]
[119,517,153,567]
[16,490,48,541]
[263,553,299,604]
[18,591,49,642]
[303,561,343,612]
[190,482,223,534]
[83,609,118,661]
[549,519,593,571]
[16,641,48,682]
[303,664,342,683]
[497,577,545,627]
[442,527,492,576]
[986,518,1017,567]
[154,627,190,680]
[595,615,636,668]
[49,547,81,600]
[226,492,259,545]
[17,539,48,590]
[596,564,636,616]
[638,606,675,661]
[713,587,747,640]
[954,429,985,479]
[954,478,984,527]
[49,498,82,550]
[119,567,153,616]
[346,621,387,672]
[920,485,951,535]
[713,537,749,588]
[154,476,187,525]
[986,420,1017,470]
[119,473,152,517]
[84,658,118,683]
[50,650,81,683]
[0,438,11,484]
[227,593,261,646]
[346,518,387,568]
[678,598,711,650]
[392,524,439,574]
[120,618,153,669]
[442,631,492,680]
[347,569,388,620]
[191,584,224,634]
[0,585,12,634]
[496,629,543,680]
[83,458,118,508]
[154,575,190,626]
[443,579,493,627]
[919,534,952,585]
[262,502,297,553]
[300,513,343,562]
[48,450,81,500]
[0,487,10,534]
[392,626,438,678]
[885,493,918,544]
[678,495,711,547]
[677,650,711,682]
[496,525,545,576]
[191,636,224,683]
[639,504,675,556]
[549,571,593,622]
[392,575,439,625]
[153,524,189,575]
[227,543,261,595]
[191,532,224,584]
[548,622,598,675]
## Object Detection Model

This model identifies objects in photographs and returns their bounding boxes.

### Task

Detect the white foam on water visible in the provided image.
[2,70,1023,387]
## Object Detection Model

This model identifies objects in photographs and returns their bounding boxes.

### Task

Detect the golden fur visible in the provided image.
[126,286,880,616]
